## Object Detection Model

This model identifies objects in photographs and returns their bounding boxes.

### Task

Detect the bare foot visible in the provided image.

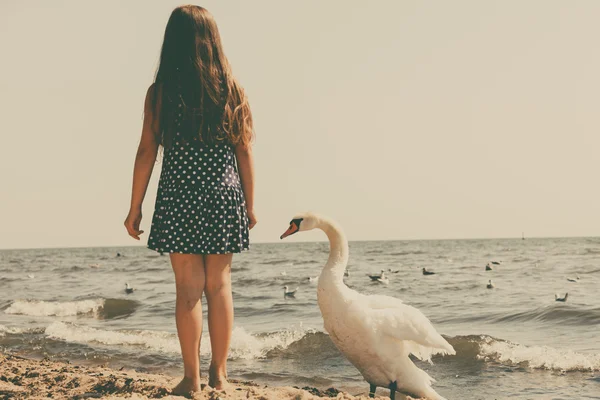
[172,376,201,398]
[208,375,230,391]
[208,366,229,391]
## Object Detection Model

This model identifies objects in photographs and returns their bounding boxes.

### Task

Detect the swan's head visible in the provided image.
[280,212,320,239]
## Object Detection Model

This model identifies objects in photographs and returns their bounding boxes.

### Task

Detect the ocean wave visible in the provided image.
[4,298,139,319]
[45,321,181,354]
[44,322,310,361]
[260,259,293,266]
[439,305,600,327]
[5,299,105,317]
[265,331,338,360]
[0,324,24,336]
[16,320,600,372]
[387,250,426,256]
[492,305,600,326]
[473,336,600,372]
[258,331,600,372]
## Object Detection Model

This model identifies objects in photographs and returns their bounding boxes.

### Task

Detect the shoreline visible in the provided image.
[0,352,389,400]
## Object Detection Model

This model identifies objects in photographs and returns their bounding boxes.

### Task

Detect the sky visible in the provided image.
[1,0,599,249]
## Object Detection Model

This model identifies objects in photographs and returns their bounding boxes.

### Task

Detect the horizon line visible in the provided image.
[0,233,597,252]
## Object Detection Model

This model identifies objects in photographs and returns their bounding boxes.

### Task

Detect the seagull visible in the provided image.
[377,274,390,285]
[388,268,400,274]
[368,270,385,281]
[567,275,580,283]
[125,283,135,294]
[422,268,436,276]
[283,286,298,297]
[485,263,493,271]
[487,280,494,289]
[307,276,319,283]
[490,261,501,265]
[555,293,568,302]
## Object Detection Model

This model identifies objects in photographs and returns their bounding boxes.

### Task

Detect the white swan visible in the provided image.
[281,213,454,400]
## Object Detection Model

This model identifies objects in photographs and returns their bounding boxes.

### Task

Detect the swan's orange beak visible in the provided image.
[280,222,299,239]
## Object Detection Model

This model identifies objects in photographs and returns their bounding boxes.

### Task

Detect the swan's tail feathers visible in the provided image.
[396,360,446,400]
[405,341,437,363]
[427,333,456,356]
[418,388,447,400]
[405,339,454,364]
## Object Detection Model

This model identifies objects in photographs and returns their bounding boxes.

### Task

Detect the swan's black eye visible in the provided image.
[291,218,303,227]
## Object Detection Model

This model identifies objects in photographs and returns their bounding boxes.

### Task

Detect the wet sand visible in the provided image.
[0,353,392,400]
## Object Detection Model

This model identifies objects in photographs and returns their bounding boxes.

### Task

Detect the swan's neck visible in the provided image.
[318,217,349,283]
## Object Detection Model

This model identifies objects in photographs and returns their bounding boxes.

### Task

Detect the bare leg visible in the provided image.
[170,253,205,396]
[204,253,234,390]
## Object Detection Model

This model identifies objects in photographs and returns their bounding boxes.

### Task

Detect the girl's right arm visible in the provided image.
[124,85,160,240]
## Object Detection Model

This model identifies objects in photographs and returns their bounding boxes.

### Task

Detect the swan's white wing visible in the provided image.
[371,303,455,356]
[361,293,404,309]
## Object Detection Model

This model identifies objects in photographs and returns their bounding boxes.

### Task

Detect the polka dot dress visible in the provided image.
[147,100,249,255]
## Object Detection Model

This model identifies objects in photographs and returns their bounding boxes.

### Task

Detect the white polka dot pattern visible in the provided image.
[147,100,250,255]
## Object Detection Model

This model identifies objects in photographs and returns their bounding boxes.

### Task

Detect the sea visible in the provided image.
[1,238,599,399]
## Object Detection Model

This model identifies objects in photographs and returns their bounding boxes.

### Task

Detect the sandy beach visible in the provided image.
[0,353,390,400]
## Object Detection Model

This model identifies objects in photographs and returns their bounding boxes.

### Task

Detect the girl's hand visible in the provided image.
[124,208,144,240]
[247,209,258,230]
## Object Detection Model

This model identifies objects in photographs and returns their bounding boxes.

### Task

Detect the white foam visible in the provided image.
[225,326,310,360]
[45,321,181,354]
[44,321,310,360]
[0,324,24,336]
[5,299,105,317]
[479,338,600,372]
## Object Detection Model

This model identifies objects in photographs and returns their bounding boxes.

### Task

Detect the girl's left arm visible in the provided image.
[124,85,160,240]
[235,143,257,230]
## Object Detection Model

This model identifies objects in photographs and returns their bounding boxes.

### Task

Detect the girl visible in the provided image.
[124,5,256,396]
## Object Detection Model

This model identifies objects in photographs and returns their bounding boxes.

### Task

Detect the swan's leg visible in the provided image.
[388,381,397,400]
[369,383,377,398]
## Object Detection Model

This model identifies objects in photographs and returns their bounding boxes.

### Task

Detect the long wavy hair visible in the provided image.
[152,5,253,149]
